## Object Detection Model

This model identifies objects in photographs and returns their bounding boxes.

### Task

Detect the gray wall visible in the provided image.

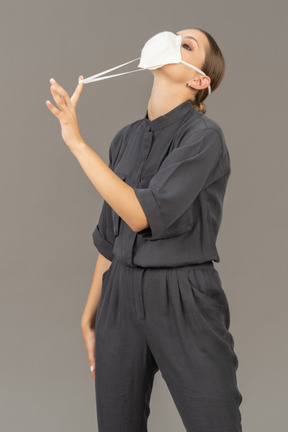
[1,0,287,431]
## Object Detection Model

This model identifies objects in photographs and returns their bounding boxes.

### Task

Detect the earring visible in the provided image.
[187,83,192,87]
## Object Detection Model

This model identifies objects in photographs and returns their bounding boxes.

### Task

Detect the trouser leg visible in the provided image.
[95,258,159,432]
[140,263,243,432]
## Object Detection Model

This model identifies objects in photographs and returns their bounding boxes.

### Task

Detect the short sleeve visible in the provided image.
[92,200,115,261]
[133,127,223,239]
[91,128,124,259]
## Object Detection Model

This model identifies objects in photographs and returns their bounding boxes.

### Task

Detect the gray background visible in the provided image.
[1,0,287,431]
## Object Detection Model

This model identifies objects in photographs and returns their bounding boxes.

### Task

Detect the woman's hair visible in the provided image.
[192,28,225,115]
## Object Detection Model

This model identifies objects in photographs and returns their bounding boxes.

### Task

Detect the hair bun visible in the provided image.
[194,101,207,114]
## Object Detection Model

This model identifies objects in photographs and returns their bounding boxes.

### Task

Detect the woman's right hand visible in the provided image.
[81,319,97,380]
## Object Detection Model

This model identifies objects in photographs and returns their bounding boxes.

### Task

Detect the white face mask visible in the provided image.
[79,30,211,95]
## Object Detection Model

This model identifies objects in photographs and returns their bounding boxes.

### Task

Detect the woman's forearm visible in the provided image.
[45,79,147,231]
[72,140,149,232]
[81,252,112,329]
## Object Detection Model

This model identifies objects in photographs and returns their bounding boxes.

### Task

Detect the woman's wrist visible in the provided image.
[68,137,88,159]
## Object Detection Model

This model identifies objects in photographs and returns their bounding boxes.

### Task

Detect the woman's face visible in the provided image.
[153,28,210,90]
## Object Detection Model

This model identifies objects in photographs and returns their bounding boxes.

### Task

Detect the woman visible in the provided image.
[46,28,243,432]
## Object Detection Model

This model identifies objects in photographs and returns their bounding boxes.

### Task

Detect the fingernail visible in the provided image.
[50,78,56,83]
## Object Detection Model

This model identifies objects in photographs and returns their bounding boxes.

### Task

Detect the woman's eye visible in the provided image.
[183,43,191,51]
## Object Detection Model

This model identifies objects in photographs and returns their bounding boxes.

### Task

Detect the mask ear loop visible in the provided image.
[181,60,211,95]
[79,57,146,83]
[79,54,211,95]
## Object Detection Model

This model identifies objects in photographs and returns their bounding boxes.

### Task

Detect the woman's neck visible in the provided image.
[147,73,194,121]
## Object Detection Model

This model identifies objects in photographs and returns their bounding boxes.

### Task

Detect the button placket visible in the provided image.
[137,128,153,182]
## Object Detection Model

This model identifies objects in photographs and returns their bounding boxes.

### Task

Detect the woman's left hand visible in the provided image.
[46,76,84,149]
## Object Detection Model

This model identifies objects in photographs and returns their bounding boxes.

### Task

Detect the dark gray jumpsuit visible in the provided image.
[92,100,243,432]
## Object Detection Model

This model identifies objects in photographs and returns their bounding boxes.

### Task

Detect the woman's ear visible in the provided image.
[191,75,211,92]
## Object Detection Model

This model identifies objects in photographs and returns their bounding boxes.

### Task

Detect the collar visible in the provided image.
[143,99,195,131]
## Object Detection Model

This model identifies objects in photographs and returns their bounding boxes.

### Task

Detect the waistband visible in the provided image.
[112,256,214,271]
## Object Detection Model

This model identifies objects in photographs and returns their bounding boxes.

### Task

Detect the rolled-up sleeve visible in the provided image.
[91,128,124,260]
[134,128,223,239]
[92,200,115,261]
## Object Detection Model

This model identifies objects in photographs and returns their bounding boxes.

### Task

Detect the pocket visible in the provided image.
[99,269,109,305]
[102,268,110,283]
[111,172,126,236]
[208,268,231,328]
[96,267,111,326]
[188,267,226,312]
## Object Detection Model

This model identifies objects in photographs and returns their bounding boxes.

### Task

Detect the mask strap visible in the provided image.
[79,57,144,83]
[181,60,211,95]
[79,56,211,95]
